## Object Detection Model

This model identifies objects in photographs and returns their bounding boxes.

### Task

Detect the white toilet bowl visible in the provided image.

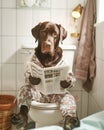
[29,101,63,128]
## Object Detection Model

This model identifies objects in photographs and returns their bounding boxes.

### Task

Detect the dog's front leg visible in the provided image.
[29,75,41,85]
[60,73,76,89]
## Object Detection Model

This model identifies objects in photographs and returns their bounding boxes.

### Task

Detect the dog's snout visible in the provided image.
[41,42,51,53]
[46,42,51,47]
[41,41,54,55]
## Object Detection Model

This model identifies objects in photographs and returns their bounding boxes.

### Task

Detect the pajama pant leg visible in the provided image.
[60,93,77,118]
[46,93,77,118]
[17,85,42,109]
[17,85,33,109]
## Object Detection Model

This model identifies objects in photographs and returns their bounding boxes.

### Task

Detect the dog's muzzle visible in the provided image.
[41,41,54,56]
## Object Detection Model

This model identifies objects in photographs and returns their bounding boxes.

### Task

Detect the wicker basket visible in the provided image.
[0,95,15,130]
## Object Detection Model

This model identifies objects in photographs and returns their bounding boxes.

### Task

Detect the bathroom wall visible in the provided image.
[88,22,104,115]
[0,0,88,118]
[88,0,104,115]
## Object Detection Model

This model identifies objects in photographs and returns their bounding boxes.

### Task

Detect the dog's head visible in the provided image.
[31,21,67,56]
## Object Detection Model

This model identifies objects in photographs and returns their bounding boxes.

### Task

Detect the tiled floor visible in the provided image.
[12,125,17,130]
[12,126,24,130]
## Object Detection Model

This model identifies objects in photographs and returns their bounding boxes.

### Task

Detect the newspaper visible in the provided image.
[27,62,69,95]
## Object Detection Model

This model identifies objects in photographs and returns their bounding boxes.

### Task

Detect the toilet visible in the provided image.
[29,101,63,128]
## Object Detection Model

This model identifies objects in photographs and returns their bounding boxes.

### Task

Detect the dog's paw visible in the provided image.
[29,75,41,85]
[60,80,71,89]
[64,116,80,130]
[10,105,28,129]
[10,113,21,125]
[10,113,27,129]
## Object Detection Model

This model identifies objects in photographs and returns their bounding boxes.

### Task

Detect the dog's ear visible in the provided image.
[31,22,41,41]
[57,24,67,43]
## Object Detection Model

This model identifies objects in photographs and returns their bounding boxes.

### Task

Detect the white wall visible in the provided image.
[88,0,104,115]
[88,21,104,115]
[96,0,104,23]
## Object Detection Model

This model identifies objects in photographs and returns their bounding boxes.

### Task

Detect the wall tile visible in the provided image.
[71,80,82,91]
[17,36,34,63]
[2,64,16,90]
[0,36,2,92]
[2,9,16,36]
[2,36,16,63]
[0,0,1,8]
[17,9,32,36]
[1,90,16,96]
[63,50,75,72]
[17,64,25,90]
[0,37,1,63]
[90,59,104,109]
[88,94,101,115]
[51,0,67,9]
[0,64,1,90]
[67,0,85,9]
[0,9,1,35]
[96,22,104,60]
[92,59,102,95]
[81,90,89,118]
[17,48,33,64]
[17,36,33,50]
[51,9,67,28]
[2,0,16,8]
[32,9,51,26]
[101,61,104,107]
[88,58,104,115]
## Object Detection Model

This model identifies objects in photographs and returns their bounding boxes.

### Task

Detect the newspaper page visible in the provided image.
[27,62,69,95]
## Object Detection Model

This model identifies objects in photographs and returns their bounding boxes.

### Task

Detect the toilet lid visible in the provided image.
[31,101,59,110]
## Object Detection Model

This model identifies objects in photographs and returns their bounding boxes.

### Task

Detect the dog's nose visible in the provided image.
[46,42,51,48]
[41,41,53,55]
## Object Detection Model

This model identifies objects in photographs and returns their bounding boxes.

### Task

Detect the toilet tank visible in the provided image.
[60,45,76,72]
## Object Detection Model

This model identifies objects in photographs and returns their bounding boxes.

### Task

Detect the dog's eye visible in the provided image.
[40,31,46,36]
[53,33,57,38]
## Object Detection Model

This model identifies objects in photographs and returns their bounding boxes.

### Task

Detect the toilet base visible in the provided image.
[36,123,58,128]
[29,102,63,128]
[35,120,64,128]
[35,117,64,128]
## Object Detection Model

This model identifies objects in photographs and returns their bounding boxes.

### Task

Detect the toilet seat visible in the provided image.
[31,101,60,110]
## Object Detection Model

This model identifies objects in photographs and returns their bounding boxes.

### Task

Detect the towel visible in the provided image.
[74,0,96,92]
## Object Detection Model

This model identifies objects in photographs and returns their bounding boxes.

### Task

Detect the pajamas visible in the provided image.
[17,53,77,118]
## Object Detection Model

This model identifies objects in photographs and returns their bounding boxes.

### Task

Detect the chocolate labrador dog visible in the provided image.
[11,21,80,130]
